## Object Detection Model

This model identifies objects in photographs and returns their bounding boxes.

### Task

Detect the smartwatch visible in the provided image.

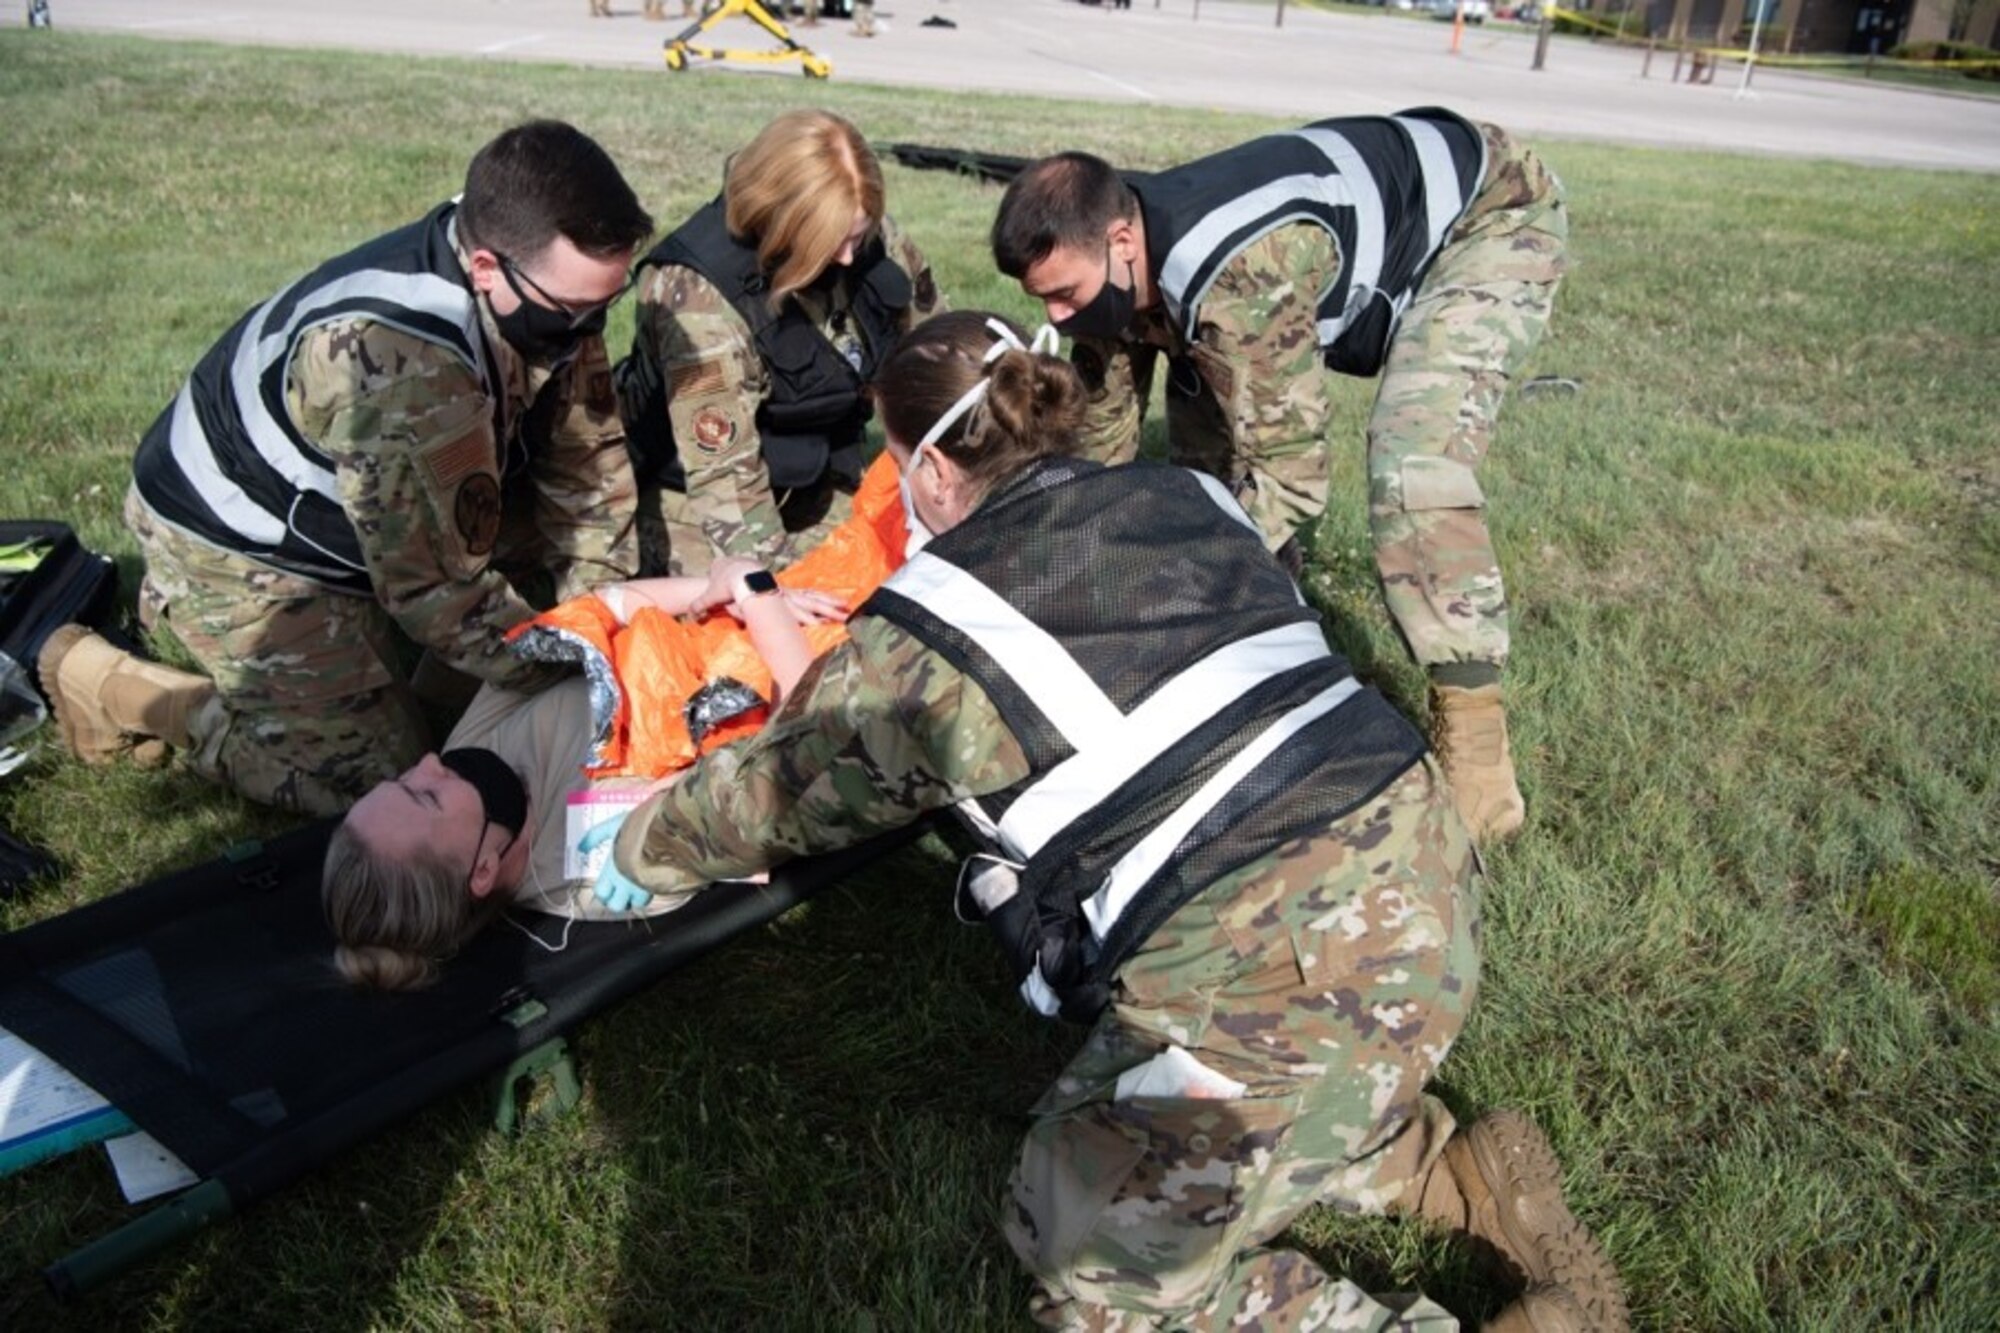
[741,568,779,597]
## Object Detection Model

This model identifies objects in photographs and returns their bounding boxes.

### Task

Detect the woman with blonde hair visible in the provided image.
[616,109,944,578]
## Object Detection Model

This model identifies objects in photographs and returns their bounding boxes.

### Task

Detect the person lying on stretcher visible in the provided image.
[321,456,910,991]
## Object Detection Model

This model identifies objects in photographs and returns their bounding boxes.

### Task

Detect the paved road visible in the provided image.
[34,0,2000,171]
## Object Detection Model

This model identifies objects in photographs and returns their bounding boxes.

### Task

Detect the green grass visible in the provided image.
[2,29,1998,1333]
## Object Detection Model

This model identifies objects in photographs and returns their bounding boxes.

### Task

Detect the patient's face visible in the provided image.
[346,752,487,878]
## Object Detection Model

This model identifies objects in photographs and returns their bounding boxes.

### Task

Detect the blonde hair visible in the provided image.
[321,819,497,991]
[724,110,884,306]
[873,311,1087,500]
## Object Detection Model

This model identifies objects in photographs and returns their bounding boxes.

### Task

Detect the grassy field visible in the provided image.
[2,29,1997,1333]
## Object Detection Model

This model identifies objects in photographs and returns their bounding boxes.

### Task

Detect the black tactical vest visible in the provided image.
[132,202,497,592]
[863,460,1427,1019]
[617,197,911,493]
[1135,108,1486,377]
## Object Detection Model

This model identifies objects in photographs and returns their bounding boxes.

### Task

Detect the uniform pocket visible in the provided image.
[1397,455,1486,515]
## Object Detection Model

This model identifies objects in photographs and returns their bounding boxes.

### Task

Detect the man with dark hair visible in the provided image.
[39,120,656,816]
[992,111,1567,843]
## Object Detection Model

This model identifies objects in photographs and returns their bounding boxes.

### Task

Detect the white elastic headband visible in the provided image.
[914,318,1062,451]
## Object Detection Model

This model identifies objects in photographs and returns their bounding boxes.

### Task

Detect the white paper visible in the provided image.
[104,1130,199,1203]
[1114,1045,1249,1102]
[564,787,650,881]
[1,1024,112,1148]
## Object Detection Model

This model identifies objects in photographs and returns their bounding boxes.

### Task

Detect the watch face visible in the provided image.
[744,569,779,595]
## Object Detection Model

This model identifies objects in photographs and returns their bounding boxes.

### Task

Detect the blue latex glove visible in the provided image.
[579,813,654,913]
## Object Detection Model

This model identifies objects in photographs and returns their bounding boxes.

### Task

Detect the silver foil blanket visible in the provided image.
[509,624,623,770]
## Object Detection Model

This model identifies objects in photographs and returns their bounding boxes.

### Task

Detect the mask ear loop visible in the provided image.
[499,844,581,955]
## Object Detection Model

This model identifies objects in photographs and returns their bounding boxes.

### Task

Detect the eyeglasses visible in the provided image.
[497,255,634,330]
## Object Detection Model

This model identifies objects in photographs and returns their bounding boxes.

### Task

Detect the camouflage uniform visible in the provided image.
[1073,125,1566,672]
[130,273,639,816]
[625,214,943,576]
[615,618,1482,1330]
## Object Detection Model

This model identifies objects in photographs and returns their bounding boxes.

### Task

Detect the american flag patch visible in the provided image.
[419,431,494,494]
[671,357,729,399]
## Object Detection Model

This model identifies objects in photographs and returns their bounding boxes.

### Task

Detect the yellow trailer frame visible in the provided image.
[663,0,833,79]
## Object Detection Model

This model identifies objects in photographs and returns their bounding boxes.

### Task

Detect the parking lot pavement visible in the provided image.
[37,0,2000,171]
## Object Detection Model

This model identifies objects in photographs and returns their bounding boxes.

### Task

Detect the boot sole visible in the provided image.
[1458,1112,1631,1332]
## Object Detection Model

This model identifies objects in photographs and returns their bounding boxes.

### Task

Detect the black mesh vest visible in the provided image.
[1135,108,1486,377]
[616,197,911,493]
[132,202,494,592]
[862,460,1426,1017]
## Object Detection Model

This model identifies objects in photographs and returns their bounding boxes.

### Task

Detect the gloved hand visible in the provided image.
[579,814,653,913]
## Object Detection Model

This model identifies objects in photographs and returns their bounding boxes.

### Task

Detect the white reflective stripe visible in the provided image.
[167,383,287,546]
[884,553,1123,752]
[1291,128,1384,324]
[1159,175,1355,328]
[955,795,1001,843]
[1190,470,1261,537]
[998,622,1333,857]
[233,269,486,504]
[1019,962,1063,1017]
[1395,116,1467,254]
[1082,676,1361,942]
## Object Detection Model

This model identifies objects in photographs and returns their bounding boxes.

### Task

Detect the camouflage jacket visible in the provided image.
[627,214,943,566]
[294,279,639,689]
[1072,221,1343,467]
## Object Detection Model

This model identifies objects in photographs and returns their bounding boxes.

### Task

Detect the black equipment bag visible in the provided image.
[0,519,118,689]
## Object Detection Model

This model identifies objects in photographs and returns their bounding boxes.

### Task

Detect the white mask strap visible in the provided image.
[913,320,1064,452]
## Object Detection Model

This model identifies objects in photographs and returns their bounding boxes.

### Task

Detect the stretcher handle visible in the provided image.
[44,1179,234,1300]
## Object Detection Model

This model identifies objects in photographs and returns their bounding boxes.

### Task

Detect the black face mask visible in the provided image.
[1054,242,1138,342]
[439,747,528,851]
[490,297,601,368]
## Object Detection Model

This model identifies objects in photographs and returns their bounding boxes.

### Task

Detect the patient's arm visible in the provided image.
[596,576,714,623]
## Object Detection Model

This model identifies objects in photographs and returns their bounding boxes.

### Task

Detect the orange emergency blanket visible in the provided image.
[505,453,908,778]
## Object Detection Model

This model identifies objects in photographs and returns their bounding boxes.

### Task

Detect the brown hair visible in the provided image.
[724,110,884,306]
[991,152,1137,278]
[321,819,498,991]
[872,311,1086,501]
[458,119,654,262]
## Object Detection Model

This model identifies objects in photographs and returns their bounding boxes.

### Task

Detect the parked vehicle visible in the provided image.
[1430,0,1492,21]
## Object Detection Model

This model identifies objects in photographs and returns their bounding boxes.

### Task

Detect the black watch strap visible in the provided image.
[743,568,779,596]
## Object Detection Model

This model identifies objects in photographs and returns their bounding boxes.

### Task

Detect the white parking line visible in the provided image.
[478,33,548,55]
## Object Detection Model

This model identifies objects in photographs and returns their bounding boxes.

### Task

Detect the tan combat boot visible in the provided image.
[36,625,214,765]
[1402,1111,1630,1331]
[1483,1284,1589,1333]
[592,0,615,17]
[1431,681,1525,843]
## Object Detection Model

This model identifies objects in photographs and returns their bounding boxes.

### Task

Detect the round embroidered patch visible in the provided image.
[454,473,502,557]
[692,407,737,454]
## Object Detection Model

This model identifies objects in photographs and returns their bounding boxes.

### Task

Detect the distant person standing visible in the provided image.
[40,122,653,816]
[991,110,1567,844]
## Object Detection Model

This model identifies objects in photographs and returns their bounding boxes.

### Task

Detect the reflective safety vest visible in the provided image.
[863,460,1427,1018]
[618,196,912,493]
[132,201,497,592]
[1135,107,1487,377]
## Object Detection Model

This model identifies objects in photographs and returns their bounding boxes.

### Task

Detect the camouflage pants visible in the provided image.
[126,487,429,816]
[1366,127,1568,672]
[1007,760,1480,1332]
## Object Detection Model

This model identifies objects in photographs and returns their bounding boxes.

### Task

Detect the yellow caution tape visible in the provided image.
[1542,6,2000,70]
